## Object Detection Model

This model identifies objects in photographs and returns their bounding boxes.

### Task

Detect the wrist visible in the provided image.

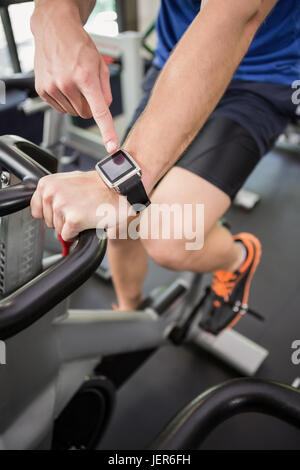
[94,149,151,214]
[90,169,118,203]
[122,142,157,196]
[31,0,82,34]
[91,170,135,220]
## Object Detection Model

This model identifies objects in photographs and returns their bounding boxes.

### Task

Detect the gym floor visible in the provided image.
[70,146,300,450]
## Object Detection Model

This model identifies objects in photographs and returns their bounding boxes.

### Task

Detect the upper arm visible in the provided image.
[254,0,280,25]
[202,0,279,26]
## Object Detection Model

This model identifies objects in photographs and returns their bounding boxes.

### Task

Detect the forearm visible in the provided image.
[124,0,276,194]
[31,0,95,28]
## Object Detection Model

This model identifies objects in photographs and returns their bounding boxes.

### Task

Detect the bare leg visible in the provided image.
[140,167,245,273]
[108,167,245,309]
[107,235,148,310]
[174,222,245,273]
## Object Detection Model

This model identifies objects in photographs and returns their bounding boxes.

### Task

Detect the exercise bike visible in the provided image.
[1,134,291,451]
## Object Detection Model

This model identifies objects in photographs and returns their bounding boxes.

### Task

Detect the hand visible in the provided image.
[31,0,118,153]
[30,171,126,240]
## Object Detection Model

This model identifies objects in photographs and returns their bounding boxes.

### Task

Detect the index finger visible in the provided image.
[81,78,118,154]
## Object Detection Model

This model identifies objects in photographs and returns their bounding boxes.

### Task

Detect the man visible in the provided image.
[30,0,299,334]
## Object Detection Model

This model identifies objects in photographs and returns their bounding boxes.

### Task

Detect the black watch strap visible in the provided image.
[118,174,150,213]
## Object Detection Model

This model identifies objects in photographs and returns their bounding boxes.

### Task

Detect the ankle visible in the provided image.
[118,294,143,311]
[219,241,247,272]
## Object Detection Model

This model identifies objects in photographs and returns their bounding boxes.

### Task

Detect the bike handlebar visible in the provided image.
[0,135,55,214]
[0,72,36,94]
[0,135,107,339]
[150,378,300,449]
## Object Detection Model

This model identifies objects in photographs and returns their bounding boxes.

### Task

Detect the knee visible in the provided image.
[142,238,183,271]
[142,234,219,273]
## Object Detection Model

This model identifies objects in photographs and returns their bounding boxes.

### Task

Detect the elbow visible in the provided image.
[223,0,263,26]
[242,0,263,23]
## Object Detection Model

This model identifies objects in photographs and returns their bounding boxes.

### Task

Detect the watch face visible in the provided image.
[99,150,136,184]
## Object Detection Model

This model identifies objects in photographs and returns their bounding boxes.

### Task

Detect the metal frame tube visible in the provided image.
[0,6,21,73]
[151,378,300,450]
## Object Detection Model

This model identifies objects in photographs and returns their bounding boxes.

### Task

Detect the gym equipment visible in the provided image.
[0,135,269,449]
[276,121,300,154]
[142,19,156,57]
[151,378,300,450]
[233,189,261,211]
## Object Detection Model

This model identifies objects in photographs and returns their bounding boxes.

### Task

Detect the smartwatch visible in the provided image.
[95,149,150,213]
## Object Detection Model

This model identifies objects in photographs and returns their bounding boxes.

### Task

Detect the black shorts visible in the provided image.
[127,65,297,199]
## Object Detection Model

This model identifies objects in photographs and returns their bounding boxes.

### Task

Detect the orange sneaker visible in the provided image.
[199,232,262,335]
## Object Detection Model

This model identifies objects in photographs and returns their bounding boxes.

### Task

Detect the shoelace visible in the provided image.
[211,271,238,301]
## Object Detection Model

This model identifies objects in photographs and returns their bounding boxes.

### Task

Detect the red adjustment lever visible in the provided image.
[57,233,75,257]
[102,54,115,65]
